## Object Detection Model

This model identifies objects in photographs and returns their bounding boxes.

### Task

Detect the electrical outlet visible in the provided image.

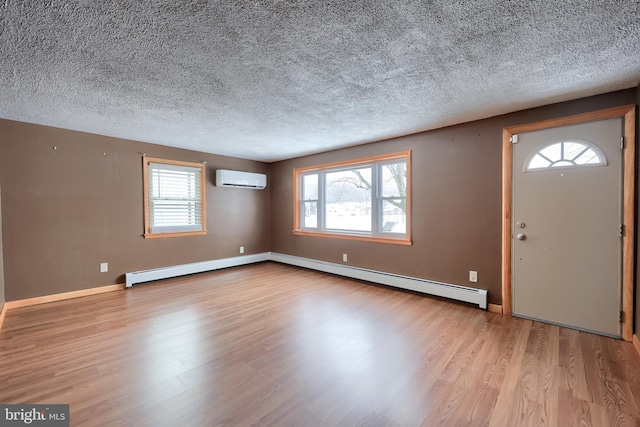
[343,253,348,262]
[469,270,478,283]
[240,246,245,254]
[100,262,108,273]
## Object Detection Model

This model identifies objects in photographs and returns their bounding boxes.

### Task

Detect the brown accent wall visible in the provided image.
[270,89,637,306]
[636,83,640,343]
[0,120,270,301]
[0,175,5,309]
[1,89,636,307]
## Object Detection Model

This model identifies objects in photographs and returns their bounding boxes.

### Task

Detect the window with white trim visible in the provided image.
[294,151,411,244]
[143,157,207,238]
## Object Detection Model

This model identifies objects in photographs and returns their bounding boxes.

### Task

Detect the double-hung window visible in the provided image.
[143,157,207,238]
[294,151,411,244]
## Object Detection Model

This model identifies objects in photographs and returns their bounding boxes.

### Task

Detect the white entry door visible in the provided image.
[512,118,623,337]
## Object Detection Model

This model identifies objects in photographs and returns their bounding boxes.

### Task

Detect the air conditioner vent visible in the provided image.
[215,169,267,189]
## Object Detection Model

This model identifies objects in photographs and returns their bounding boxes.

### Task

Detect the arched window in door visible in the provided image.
[525,140,606,171]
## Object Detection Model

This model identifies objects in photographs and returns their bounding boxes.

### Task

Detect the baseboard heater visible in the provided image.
[125,252,487,309]
[125,253,270,288]
[269,253,488,309]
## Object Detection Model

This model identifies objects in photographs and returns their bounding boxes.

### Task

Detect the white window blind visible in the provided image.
[149,162,203,233]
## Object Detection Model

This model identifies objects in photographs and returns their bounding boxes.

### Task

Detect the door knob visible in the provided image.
[516,233,526,241]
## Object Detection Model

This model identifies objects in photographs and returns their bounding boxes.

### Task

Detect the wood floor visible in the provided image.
[1,262,640,426]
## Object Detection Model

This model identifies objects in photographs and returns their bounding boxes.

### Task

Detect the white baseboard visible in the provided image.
[124,252,488,309]
[269,252,488,309]
[125,253,270,287]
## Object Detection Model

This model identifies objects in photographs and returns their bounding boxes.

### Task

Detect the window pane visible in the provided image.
[149,162,203,233]
[574,148,601,165]
[325,168,372,232]
[564,142,587,161]
[303,201,317,228]
[150,165,200,200]
[528,154,551,169]
[302,174,318,200]
[381,162,406,197]
[539,143,562,162]
[382,200,406,233]
[551,160,573,167]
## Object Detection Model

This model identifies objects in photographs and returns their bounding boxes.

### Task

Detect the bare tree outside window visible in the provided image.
[294,151,410,242]
[333,163,407,233]
[326,168,372,232]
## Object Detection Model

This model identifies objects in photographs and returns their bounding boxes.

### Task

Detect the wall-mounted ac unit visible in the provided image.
[215,169,267,189]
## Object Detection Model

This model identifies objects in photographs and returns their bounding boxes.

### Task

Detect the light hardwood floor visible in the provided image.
[1,262,640,426]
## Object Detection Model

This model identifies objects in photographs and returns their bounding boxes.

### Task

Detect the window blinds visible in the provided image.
[149,162,203,233]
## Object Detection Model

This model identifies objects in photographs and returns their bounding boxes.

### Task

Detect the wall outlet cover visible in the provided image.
[469,270,478,282]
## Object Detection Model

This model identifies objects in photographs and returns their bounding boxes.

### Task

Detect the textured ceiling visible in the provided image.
[1,1,639,162]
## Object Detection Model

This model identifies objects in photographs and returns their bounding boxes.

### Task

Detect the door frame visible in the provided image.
[501,104,636,341]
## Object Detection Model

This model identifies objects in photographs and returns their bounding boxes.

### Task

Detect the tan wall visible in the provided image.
[0,89,636,307]
[0,175,5,309]
[270,89,637,306]
[636,83,640,343]
[0,119,270,301]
